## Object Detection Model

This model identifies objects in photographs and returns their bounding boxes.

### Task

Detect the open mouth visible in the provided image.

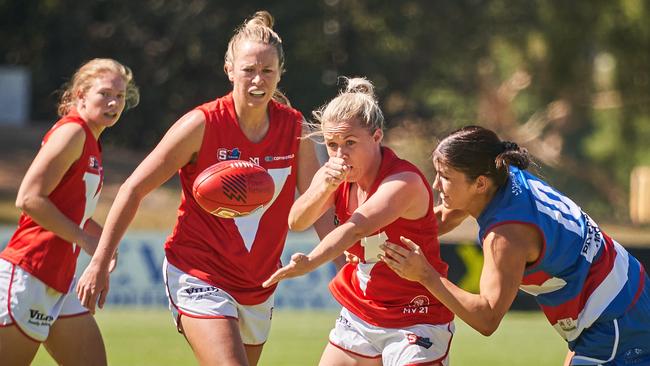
[249,90,265,97]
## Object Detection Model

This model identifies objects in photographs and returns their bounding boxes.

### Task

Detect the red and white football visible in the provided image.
[192,160,275,218]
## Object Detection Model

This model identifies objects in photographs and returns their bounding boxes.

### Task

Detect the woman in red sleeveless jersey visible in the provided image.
[0,58,138,365]
[76,11,333,366]
[264,77,454,366]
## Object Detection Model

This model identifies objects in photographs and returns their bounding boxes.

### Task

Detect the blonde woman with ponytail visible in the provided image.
[265,77,455,366]
[76,11,332,365]
[0,58,137,365]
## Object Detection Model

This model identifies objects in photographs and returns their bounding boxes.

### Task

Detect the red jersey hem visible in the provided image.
[165,253,277,306]
[330,283,454,328]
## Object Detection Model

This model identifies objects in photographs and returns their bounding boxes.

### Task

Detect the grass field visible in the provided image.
[31,308,566,365]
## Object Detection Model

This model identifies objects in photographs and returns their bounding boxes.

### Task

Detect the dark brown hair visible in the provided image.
[434,125,530,187]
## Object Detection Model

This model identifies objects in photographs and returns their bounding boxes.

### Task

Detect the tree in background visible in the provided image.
[1,0,648,221]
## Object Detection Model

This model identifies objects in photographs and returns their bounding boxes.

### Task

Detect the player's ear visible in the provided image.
[475,175,489,193]
[225,62,234,83]
[372,128,383,143]
[76,89,87,109]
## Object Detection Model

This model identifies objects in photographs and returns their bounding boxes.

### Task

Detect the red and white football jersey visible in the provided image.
[1,109,103,293]
[164,93,303,305]
[329,147,454,328]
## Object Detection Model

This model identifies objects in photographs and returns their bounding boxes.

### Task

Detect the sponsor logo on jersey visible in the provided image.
[406,333,433,349]
[404,295,430,314]
[557,317,577,332]
[581,215,603,260]
[88,155,100,170]
[217,147,241,161]
[249,157,260,165]
[264,154,294,162]
[510,171,522,195]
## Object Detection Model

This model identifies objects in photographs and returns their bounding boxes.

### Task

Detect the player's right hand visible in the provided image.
[321,156,348,190]
[380,236,439,283]
[76,261,111,314]
[262,252,313,288]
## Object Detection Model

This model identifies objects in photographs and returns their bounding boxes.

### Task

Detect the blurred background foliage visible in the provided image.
[1,0,649,222]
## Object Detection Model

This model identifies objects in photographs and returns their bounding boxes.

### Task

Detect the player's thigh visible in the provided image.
[43,313,107,366]
[0,326,41,366]
[181,315,249,366]
[319,342,383,366]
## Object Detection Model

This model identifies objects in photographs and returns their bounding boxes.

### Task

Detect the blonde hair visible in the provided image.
[57,58,139,116]
[224,10,290,106]
[312,77,384,133]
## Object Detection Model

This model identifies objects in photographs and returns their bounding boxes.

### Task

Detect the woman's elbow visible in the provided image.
[288,215,309,231]
[15,193,39,214]
[477,325,498,337]
[288,220,305,231]
[118,177,148,202]
[475,316,502,337]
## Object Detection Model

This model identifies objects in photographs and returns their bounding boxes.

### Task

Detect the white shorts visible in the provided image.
[163,258,274,346]
[329,307,454,366]
[0,259,88,342]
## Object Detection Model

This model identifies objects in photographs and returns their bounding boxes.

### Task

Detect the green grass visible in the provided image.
[32,309,567,365]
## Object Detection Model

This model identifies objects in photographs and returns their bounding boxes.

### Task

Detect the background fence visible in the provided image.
[2,226,649,310]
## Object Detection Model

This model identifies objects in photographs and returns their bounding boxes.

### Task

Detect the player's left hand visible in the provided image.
[76,261,111,314]
[263,252,312,288]
[379,236,437,283]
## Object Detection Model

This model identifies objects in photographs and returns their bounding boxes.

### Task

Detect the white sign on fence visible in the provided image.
[0,227,339,309]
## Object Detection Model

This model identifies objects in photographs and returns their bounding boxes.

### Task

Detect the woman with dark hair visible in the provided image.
[381,126,650,365]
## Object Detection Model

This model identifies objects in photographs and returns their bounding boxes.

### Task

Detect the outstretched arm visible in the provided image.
[381,223,540,336]
[76,110,205,313]
[264,171,429,287]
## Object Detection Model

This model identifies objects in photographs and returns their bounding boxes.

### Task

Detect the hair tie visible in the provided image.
[502,141,519,151]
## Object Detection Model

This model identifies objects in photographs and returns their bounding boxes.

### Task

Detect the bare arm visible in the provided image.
[16,124,98,254]
[288,161,343,231]
[382,223,541,336]
[76,110,205,311]
[564,351,574,366]
[289,122,349,231]
[264,171,429,287]
[294,133,343,268]
[90,111,205,267]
